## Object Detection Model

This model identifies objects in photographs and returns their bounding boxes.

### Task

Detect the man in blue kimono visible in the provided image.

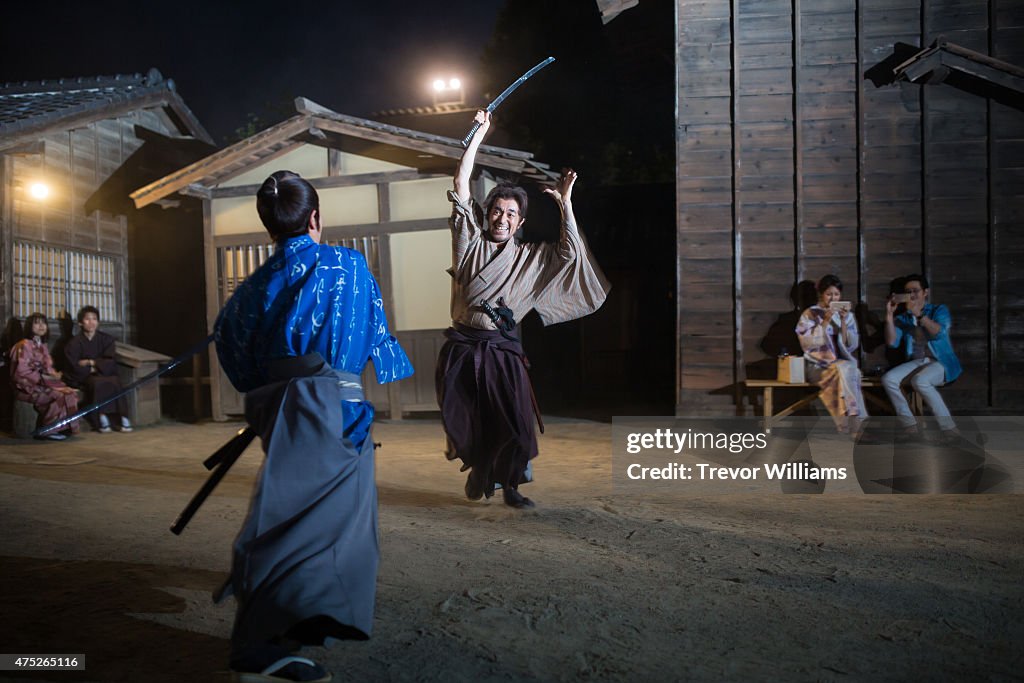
[215,170,413,683]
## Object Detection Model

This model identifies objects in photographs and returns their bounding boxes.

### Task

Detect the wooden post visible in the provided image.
[0,155,12,324]
[856,0,866,369]
[987,0,997,409]
[731,0,743,414]
[203,198,224,421]
[192,352,203,420]
[792,0,805,287]
[376,182,403,420]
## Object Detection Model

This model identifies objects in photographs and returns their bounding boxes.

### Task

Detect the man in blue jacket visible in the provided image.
[882,274,962,437]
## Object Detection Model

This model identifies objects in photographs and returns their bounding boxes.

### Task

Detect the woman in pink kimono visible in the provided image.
[795,275,867,432]
[9,313,79,440]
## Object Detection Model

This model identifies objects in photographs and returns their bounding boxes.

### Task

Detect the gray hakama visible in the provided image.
[223,355,378,657]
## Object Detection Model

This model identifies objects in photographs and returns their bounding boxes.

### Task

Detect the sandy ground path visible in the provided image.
[1,418,1022,682]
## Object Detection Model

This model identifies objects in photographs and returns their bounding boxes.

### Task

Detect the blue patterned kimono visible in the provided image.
[214,235,412,657]
[215,234,413,445]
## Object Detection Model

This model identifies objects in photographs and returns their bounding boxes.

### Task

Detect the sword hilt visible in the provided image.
[461,120,484,148]
[203,426,256,470]
[479,298,502,326]
[171,426,256,535]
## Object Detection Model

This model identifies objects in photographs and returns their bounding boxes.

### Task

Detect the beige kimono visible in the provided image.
[447,190,610,329]
[436,189,610,495]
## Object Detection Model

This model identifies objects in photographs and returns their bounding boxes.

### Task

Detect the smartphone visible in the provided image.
[829,301,851,312]
[892,293,910,304]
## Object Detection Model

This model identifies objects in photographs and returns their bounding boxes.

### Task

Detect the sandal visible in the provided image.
[233,656,331,683]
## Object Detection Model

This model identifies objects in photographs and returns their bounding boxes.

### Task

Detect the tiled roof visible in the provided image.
[0,68,212,144]
[372,103,477,118]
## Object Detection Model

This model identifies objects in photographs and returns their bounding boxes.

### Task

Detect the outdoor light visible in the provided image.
[28,182,49,200]
[431,75,465,105]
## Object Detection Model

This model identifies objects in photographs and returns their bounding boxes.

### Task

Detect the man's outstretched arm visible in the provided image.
[543,169,580,261]
[454,110,491,204]
[532,167,611,325]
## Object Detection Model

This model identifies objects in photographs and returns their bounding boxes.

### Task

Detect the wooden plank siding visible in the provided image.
[678,0,736,412]
[677,0,1024,415]
[991,0,1024,408]
[4,108,183,339]
[858,0,922,379]
[920,0,990,409]
[41,122,130,325]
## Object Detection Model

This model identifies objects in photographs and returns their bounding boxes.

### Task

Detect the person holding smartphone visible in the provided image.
[882,273,962,439]
[795,274,867,433]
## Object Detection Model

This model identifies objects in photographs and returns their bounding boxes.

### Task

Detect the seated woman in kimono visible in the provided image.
[9,312,79,440]
[795,274,867,433]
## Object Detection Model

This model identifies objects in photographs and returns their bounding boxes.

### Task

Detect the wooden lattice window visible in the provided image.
[13,241,120,322]
[215,237,381,306]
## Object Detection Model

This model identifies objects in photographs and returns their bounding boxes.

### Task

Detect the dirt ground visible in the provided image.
[1,417,1022,682]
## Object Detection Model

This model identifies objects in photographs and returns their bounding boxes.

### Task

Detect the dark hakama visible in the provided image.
[436,324,538,492]
[63,331,129,427]
[224,357,378,655]
[439,191,608,498]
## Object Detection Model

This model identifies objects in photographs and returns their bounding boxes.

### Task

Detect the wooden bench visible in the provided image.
[12,399,38,438]
[11,388,86,438]
[746,377,922,428]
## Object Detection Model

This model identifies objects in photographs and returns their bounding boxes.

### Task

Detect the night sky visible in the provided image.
[1,0,506,142]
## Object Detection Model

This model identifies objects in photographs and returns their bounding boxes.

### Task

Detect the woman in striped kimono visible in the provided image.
[795,274,867,433]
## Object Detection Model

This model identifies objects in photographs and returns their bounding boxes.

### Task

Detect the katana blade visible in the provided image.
[33,334,214,437]
[487,56,555,112]
[461,56,555,147]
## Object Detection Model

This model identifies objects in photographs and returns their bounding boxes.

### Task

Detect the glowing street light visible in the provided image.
[28,182,50,200]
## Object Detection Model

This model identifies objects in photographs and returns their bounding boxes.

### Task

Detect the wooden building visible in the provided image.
[674,0,1024,415]
[131,97,557,420]
[0,68,213,341]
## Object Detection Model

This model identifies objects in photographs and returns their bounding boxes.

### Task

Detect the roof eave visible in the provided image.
[130,98,556,209]
[0,85,212,152]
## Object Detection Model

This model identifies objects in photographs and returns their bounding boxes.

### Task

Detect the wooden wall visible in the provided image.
[2,107,180,337]
[676,0,1024,415]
